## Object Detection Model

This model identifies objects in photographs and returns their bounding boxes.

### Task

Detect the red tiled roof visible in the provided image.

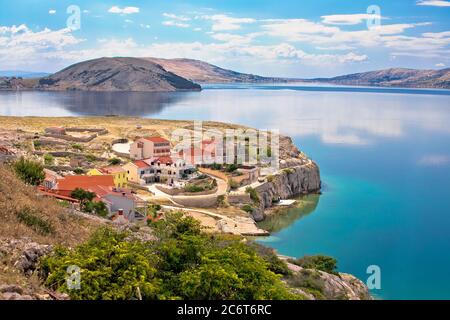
[156,156,173,164]
[99,166,126,174]
[133,160,150,168]
[144,137,170,144]
[55,175,115,192]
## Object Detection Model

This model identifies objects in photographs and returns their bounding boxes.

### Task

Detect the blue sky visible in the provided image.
[0,0,449,77]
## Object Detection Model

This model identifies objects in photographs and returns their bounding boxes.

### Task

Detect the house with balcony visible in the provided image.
[123,156,195,185]
[129,136,171,160]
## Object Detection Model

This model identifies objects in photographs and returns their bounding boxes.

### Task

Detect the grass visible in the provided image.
[16,208,55,236]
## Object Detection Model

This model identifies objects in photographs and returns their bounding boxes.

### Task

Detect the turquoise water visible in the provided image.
[1,84,450,299]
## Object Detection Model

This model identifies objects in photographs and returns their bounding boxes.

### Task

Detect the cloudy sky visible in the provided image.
[0,0,449,77]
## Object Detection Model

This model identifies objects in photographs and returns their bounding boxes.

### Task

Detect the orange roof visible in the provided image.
[56,175,115,192]
[99,166,126,174]
[156,156,173,164]
[133,160,150,168]
[144,137,170,144]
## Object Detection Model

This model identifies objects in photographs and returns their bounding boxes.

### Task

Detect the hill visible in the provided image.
[312,67,450,89]
[37,57,201,92]
[145,57,291,83]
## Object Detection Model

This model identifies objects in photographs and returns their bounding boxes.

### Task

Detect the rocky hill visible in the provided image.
[37,57,201,92]
[312,67,450,89]
[145,57,291,83]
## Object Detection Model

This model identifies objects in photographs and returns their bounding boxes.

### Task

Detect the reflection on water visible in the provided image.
[0,90,193,117]
[257,194,320,233]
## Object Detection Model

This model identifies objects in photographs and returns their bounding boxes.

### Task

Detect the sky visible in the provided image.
[0,0,449,77]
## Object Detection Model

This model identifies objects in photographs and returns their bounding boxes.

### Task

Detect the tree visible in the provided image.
[70,188,96,211]
[13,157,45,186]
[83,200,108,217]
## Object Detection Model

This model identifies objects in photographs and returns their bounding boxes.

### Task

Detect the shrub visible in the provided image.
[33,140,41,149]
[289,255,338,275]
[85,154,97,162]
[266,175,274,182]
[108,158,121,165]
[217,194,227,207]
[228,178,239,190]
[225,164,238,172]
[40,212,301,300]
[241,204,254,213]
[245,187,260,204]
[73,167,84,174]
[71,143,83,151]
[41,228,160,300]
[12,157,45,186]
[184,184,204,193]
[16,207,55,236]
[44,154,54,165]
[283,168,295,175]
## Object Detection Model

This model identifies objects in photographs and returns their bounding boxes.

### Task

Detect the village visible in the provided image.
[0,117,318,237]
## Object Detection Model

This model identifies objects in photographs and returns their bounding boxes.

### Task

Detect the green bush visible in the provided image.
[245,187,260,204]
[85,154,97,162]
[225,164,238,172]
[16,207,55,236]
[266,175,274,182]
[73,167,85,175]
[241,204,254,213]
[41,228,160,300]
[71,143,83,151]
[283,168,295,175]
[228,178,239,190]
[12,157,45,186]
[108,158,121,165]
[41,211,301,300]
[289,255,338,275]
[44,154,54,165]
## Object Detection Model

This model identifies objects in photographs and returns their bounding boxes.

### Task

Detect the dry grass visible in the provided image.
[0,164,98,246]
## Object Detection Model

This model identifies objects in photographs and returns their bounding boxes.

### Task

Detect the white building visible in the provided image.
[129,137,171,160]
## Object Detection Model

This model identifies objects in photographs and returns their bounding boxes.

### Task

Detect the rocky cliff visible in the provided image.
[252,162,321,221]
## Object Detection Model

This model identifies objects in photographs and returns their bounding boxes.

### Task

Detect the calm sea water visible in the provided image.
[1,84,450,299]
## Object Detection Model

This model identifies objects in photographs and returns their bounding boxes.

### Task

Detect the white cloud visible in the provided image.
[418,155,450,166]
[108,6,140,15]
[417,0,450,7]
[162,21,190,28]
[435,62,445,67]
[202,14,256,31]
[48,9,56,15]
[321,14,384,25]
[162,13,191,21]
[140,24,151,29]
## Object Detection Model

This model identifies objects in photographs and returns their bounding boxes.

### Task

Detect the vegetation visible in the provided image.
[224,164,238,173]
[44,154,54,165]
[85,154,97,162]
[217,194,227,207]
[71,143,83,151]
[283,168,295,175]
[108,158,121,165]
[41,212,300,300]
[183,176,216,193]
[12,157,45,186]
[33,140,41,149]
[228,178,239,190]
[266,175,275,182]
[245,186,260,204]
[241,204,254,213]
[289,255,338,275]
[70,188,107,216]
[16,207,55,236]
[209,162,222,170]
[73,167,85,174]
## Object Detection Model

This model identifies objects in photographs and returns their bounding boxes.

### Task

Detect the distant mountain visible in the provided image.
[145,57,292,83]
[37,57,201,92]
[311,68,450,89]
[0,71,50,78]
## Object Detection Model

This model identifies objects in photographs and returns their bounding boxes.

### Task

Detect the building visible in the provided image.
[89,185,144,221]
[88,166,128,188]
[123,156,194,185]
[129,136,171,160]
[42,169,62,190]
[51,175,115,198]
